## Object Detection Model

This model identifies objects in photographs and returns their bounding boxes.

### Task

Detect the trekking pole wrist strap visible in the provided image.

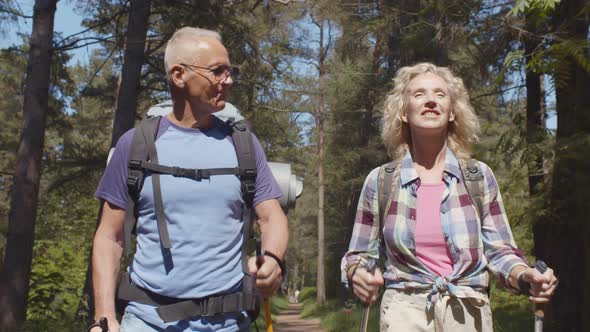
[87,317,108,332]
[263,250,286,279]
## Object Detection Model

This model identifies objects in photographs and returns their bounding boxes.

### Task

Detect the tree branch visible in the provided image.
[471,84,526,100]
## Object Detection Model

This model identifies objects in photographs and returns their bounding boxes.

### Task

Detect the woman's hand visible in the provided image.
[520,266,558,304]
[349,265,384,305]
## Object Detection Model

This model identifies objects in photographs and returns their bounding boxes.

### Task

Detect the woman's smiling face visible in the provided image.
[402,72,454,133]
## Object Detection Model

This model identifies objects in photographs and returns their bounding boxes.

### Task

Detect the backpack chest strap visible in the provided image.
[129,159,242,180]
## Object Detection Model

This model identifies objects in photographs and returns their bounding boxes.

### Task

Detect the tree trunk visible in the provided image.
[0,1,57,330]
[77,0,151,325]
[524,12,545,195]
[111,0,151,146]
[535,1,590,330]
[316,19,326,306]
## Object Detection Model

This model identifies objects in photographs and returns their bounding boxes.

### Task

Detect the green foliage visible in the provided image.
[300,297,379,332]
[23,240,88,332]
[490,280,533,332]
[298,286,317,303]
[510,0,561,16]
[0,46,26,261]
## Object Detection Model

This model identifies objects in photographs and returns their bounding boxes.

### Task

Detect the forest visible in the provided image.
[0,0,589,331]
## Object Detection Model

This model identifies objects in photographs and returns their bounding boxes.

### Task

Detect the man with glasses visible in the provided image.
[90,27,288,332]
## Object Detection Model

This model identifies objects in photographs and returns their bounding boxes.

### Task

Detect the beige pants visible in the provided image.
[380,289,493,332]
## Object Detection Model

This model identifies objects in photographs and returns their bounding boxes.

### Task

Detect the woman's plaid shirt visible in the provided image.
[341,148,528,294]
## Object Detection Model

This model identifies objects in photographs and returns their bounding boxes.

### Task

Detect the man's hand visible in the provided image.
[88,316,119,332]
[248,255,282,299]
[520,266,558,304]
[349,265,384,305]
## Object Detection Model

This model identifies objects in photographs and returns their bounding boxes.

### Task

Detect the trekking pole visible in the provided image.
[256,239,273,332]
[533,261,548,332]
[519,260,548,332]
[264,300,273,332]
[359,258,377,332]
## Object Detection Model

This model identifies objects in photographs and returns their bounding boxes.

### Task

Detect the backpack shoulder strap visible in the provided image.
[377,160,399,241]
[123,116,164,256]
[229,120,257,206]
[458,158,485,221]
[228,120,258,276]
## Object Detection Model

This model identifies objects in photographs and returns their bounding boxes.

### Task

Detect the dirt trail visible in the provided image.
[273,303,325,332]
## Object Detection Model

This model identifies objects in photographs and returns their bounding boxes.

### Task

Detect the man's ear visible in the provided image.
[169,64,186,89]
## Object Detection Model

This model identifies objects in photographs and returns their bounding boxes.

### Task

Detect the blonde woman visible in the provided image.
[341,63,558,331]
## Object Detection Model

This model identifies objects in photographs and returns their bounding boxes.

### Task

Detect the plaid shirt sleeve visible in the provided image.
[340,167,381,287]
[479,162,528,292]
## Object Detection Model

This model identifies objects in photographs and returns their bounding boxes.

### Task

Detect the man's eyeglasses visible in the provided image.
[179,63,239,82]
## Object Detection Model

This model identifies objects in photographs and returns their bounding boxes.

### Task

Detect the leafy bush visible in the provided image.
[22,240,88,331]
[298,286,317,303]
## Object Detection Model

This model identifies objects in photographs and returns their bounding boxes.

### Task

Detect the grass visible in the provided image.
[300,297,379,332]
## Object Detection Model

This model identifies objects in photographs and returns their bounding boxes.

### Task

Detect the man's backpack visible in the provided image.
[116,116,260,322]
[376,158,485,242]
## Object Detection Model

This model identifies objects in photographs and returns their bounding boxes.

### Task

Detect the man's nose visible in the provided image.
[221,73,233,86]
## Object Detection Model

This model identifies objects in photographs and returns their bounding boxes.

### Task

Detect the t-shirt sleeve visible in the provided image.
[251,134,282,207]
[95,129,135,209]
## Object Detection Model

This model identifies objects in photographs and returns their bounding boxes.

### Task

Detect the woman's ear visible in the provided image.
[169,64,185,89]
[401,112,408,123]
[449,110,455,122]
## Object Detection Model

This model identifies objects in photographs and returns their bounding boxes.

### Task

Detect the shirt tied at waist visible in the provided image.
[426,276,488,332]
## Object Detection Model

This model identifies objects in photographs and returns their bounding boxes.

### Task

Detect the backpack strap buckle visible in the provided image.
[240,168,257,180]
[128,159,143,170]
[172,166,194,179]
[244,182,256,194]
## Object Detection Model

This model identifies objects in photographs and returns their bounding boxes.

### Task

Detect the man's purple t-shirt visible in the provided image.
[95,116,281,329]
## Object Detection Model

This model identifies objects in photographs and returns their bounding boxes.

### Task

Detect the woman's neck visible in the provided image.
[409,132,448,183]
[410,133,447,167]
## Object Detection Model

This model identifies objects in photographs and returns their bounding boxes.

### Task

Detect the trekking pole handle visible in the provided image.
[532,260,548,332]
[358,258,377,332]
[519,260,547,296]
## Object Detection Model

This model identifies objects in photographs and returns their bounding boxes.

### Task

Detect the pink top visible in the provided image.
[415,182,453,277]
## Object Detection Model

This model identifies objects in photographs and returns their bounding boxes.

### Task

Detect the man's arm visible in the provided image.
[248,199,288,298]
[91,200,125,332]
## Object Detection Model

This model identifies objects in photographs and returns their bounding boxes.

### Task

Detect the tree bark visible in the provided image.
[524,11,545,196]
[535,1,590,330]
[77,0,151,325]
[111,0,151,146]
[316,19,326,306]
[0,1,57,330]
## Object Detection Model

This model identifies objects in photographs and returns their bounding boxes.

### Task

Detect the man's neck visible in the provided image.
[167,98,214,129]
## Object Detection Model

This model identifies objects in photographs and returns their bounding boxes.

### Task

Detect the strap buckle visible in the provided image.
[127,176,139,189]
[241,168,257,180]
[244,182,256,195]
[196,169,210,180]
[172,167,210,181]
[129,159,143,170]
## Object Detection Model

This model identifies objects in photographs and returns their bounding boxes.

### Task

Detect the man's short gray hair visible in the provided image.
[164,27,222,76]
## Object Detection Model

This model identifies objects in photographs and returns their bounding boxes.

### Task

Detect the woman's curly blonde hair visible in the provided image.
[381,62,480,160]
